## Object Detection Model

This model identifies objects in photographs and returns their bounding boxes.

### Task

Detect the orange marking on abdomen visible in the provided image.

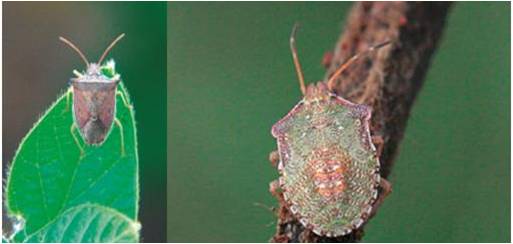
[308,146,352,200]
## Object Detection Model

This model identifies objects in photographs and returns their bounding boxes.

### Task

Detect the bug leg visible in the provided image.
[116,90,132,110]
[70,123,85,157]
[269,179,282,198]
[253,202,277,215]
[63,89,72,113]
[269,150,280,168]
[371,135,384,158]
[114,118,126,157]
[369,178,392,218]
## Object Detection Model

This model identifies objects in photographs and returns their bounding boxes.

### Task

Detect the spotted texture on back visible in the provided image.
[271,82,379,237]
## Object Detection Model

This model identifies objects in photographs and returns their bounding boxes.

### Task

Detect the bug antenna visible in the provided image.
[290,23,306,95]
[59,36,89,67]
[327,40,392,91]
[98,33,125,65]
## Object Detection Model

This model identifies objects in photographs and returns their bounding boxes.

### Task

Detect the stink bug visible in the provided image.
[59,34,131,156]
[270,24,392,237]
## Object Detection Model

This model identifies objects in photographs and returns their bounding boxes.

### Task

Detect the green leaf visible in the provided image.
[25,204,140,243]
[5,81,139,242]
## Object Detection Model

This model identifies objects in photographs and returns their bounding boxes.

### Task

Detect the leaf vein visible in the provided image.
[34,133,51,223]
[69,157,124,205]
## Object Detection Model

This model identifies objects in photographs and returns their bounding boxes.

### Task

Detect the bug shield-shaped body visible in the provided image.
[72,61,120,145]
[271,82,380,237]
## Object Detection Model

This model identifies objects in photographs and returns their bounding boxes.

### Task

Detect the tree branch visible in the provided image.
[270,2,452,242]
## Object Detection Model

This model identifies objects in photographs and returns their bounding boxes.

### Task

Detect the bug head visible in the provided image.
[59,34,125,84]
[304,82,332,102]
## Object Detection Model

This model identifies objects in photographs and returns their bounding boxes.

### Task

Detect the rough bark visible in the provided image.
[270,2,452,242]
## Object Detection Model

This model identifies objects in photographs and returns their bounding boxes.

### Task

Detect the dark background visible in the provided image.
[3,2,167,242]
[167,2,510,242]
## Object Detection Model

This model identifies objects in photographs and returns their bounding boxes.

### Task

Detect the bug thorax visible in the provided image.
[304,82,332,104]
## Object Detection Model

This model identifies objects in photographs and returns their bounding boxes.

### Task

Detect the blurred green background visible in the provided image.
[167,2,510,242]
[3,2,167,242]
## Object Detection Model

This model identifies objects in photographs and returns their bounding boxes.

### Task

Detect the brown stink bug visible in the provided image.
[270,24,392,237]
[59,34,131,156]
